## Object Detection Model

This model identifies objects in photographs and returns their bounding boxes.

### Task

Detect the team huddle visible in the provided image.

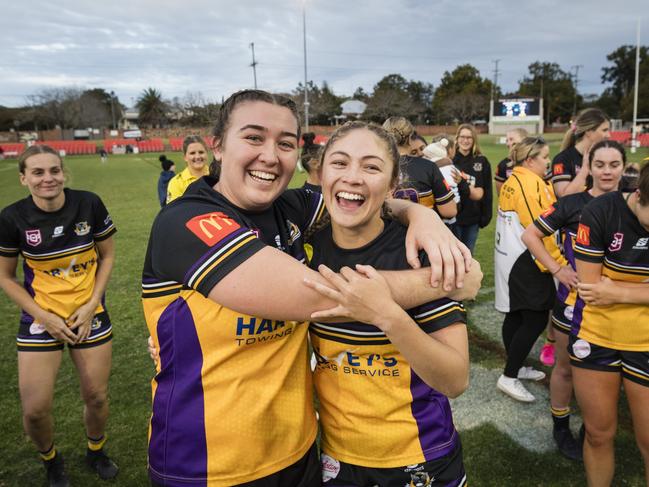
[0,90,647,487]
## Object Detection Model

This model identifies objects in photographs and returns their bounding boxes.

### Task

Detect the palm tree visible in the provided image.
[136,88,168,128]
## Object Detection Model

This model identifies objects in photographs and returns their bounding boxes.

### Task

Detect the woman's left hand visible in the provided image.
[578,277,621,306]
[404,204,471,290]
[308,264,403,329]
[68,300,97,343]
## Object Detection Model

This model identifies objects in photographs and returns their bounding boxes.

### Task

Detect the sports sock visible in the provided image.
[551,406,571,430]
[39,444,56,462]
[87,434,107,452]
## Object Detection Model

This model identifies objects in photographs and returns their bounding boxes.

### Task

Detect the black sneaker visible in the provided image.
[86,449,119,480]
[554,427,583,461]
[44,454,70,487]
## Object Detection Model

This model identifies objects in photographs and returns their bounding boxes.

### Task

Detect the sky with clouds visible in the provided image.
[1,0,646,108]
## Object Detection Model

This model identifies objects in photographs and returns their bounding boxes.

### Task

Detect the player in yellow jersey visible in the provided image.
[143,90,481,487]
[0,145,118,487]
[305,122,469,486]
[522,140,626,461]
[572,163,649,486]
[494,137,562,402]
[165,135,211,203]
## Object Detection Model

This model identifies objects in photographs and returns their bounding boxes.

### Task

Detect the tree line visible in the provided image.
[1,44,646,132]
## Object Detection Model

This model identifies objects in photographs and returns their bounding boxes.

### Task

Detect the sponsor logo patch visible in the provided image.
[473,162,483,172]
[563,305,574,321]
[52,226,64,237]
[321,454,340,482]
[633,237,649,250]
[74,221,91,236]
[608,232,624,252]
[91,317,102,330]
[541,206,556,218]
[553,163,564,176]
[576,224,590,246]
[186,212,241,246]
[29,322,46,335]
[25,229,42,247]
[573,339,591,359]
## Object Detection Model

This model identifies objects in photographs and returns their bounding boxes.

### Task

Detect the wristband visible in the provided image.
[551,266,561,276]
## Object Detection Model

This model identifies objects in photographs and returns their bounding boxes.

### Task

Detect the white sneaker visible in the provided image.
[517,366,546,381]
[497,375,535,402]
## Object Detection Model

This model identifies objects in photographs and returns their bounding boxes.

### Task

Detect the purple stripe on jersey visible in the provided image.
[183,227,249,283]
[556,233,577,303]
[571,297,586,336]
[149,298,207,486]
[409,371,457,461]
[20,261,36,324]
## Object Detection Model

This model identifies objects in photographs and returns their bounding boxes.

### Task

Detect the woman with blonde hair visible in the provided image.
[165,135,210,203]
[452,123,491,253]
[551,108,610,198]
[494,128,528,196]
[495,137,561,402]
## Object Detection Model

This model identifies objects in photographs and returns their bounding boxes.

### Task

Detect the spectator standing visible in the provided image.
[157,156,176,207]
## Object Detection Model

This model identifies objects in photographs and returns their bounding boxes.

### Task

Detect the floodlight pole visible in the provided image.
[631,19,641,154]
[571,64,583,117]
[302,0,309,132]
[250,42,258,89]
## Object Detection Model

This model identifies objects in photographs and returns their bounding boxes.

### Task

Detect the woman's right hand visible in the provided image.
[555,265,579,289]
[36,310,77,345]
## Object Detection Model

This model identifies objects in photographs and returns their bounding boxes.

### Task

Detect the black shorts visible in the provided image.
[151,443,320,487]
[322,442,466,487]
[17,311,113,352]
[569,335,649,387]
[551,301,574,335]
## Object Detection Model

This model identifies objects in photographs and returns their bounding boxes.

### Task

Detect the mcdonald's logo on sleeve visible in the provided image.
[186,212,241,246]
[576,223,590,246]
[541,206,556,218]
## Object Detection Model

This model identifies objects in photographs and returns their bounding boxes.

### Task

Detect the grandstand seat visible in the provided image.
[639,133,649,147]
[609,131,631,144]
[0,143,26,157]
[169,138,184,151]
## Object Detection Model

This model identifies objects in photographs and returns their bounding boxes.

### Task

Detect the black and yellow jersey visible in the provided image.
[394,155,454,211]
[308,219,466,468]
[494,157,513,183]
[495,166,563,313]
[142,177,325,486]
[0,189,116,325]
[550,146,584,185]
[574,191,649,351]
[535,191,594,319]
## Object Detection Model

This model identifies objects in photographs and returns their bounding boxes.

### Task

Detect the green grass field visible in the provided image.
[0,138,647,486]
